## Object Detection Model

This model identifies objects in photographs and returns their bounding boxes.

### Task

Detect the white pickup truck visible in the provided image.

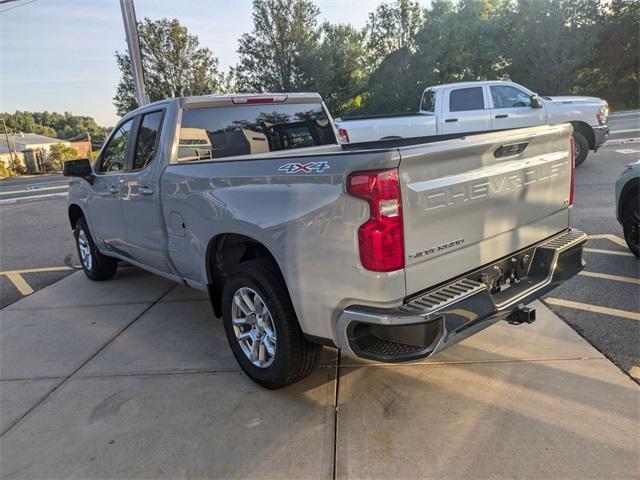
[335,80,609,166]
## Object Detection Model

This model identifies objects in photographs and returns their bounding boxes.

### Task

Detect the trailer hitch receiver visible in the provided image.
[506,304,536,325]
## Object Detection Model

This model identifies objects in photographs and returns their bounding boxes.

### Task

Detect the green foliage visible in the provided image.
[1,111,109,142]
[0,162,11,179]
[235,0,321,92]
[315,23,368,116]
[365,0,423,67]
[45,143,79,171]
[114,18,226,116]
[237,0,637,115]
[110,0,636,120]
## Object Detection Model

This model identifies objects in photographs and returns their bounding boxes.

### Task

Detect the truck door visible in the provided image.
[87,119,134,256]
[489,84,546,130]
[120,109,171,274]
[440,86,491,134]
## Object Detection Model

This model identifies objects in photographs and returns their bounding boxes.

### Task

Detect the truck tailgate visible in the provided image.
[399,124,573,295]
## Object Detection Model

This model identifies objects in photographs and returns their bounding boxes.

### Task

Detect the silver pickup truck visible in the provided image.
[64,93,587,388]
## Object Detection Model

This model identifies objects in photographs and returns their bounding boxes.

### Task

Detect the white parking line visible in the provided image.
[584,247,635,257]
[610,128,640,134]
[0,185,68,196]
[579,271,640,285]
[0,192,68,204]
[546,297,640,321]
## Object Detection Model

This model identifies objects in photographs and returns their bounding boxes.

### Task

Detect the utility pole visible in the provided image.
[86,132,93,161]
[1,118,16,174]
[120,0,149,107]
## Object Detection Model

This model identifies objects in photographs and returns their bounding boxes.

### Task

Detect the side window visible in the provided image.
[490,85,532,109]
[449,87,485,112]
[98,120,133,173]
[132,111,164,170]
[421,89,435,112]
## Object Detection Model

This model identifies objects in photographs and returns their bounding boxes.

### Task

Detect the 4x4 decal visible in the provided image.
[278,161,330,174]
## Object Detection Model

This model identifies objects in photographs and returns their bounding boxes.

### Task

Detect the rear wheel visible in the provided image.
[221,258,321,389]
[622,194,639,258]
[74,217,118,280]
[572,131,589,167]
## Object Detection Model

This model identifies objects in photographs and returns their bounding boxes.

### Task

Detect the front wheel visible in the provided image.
[74,217,118,280]
[572,131,589,167]
[622,194,639,258]
[221,258,321,389]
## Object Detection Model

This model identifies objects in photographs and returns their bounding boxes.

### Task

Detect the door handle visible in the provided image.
[109,184,119,194]
[445,118,458,123]
[140,186,154,196]
[495,114,509,119]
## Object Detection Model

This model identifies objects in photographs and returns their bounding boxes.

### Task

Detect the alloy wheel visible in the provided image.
[78,228,93,270]
[231,287,277,368]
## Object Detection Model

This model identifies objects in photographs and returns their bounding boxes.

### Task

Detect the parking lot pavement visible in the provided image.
[1,268,638,478]
[540,144,640,380]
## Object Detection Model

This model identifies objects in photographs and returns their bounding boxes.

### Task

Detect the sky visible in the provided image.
[0,0,427,127]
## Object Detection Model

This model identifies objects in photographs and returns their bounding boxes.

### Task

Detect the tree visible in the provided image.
[315,23,368,116]
[114,18,225,115]
[365,0,422,68]
[504,0,600,95]
[45,143,78,171]
[235,0,321,92]
[1,111,110,144]
[582,0,639,109]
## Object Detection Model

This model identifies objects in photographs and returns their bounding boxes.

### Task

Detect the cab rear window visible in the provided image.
[177,102,337,162]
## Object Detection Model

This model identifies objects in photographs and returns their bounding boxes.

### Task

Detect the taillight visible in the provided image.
[569,136,576,205]
[347,169,404,272]
[338,128,350,144]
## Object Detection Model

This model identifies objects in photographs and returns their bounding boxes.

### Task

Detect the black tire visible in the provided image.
[622,194,639,258]
[572,131,589,167]
[221,258,321,389]
[74,217,118,280]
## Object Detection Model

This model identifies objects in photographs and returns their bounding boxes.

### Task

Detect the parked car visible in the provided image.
[615,160,640,258]
[335,80,609,166]
[64,92,586,388]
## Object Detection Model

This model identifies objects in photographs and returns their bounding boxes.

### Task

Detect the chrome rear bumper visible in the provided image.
[337,229,587,362]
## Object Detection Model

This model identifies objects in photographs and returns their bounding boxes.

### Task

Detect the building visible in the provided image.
[0,133,71,173]
[69,140,92,158]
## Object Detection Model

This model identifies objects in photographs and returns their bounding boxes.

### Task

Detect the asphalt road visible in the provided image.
[0,113,638,376]
[0,174,69,203]
[608,110,640,140]
[0,197,79,308]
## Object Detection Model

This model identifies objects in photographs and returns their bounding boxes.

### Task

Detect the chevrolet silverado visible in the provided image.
[64,92,587,388]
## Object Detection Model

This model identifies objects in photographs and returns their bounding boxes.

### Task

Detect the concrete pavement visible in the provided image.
[1,267,638,478]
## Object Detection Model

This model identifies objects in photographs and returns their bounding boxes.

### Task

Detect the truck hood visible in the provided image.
[544,95,604,105]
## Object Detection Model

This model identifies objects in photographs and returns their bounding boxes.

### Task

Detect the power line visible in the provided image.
[0,0,39,14]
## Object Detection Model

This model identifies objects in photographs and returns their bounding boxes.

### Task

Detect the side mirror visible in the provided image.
[530,94,543,109]
[63,158,93,180]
